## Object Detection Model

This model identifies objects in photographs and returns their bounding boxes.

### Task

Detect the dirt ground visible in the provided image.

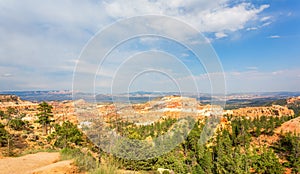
[0,152,80,174]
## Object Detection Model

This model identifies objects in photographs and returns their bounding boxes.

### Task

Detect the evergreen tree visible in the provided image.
[196,145,213,174]
[0,111,5,119]
[35,101,54,135]
[9,118,26,131]
[48,121,83,148]
[6,107,17,117]
[252,147,284,174]
[0,123,9,147]
[214,130,236,173]
[275,133,300,173]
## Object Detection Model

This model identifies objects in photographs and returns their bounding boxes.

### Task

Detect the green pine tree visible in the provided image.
[35,101,54,135]
[252,147,284,174]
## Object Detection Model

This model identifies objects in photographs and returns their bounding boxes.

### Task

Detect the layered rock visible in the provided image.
[86,96,224,127]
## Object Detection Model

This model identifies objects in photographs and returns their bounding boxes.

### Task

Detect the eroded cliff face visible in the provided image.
[224,105,294,117]
[0,95,39,118]
[0,96,80,154]
[48,101,78,124]
[94,96,224,125]
[0,95,78,125]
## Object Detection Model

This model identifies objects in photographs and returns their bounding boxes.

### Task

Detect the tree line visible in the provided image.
[105,114,300,173]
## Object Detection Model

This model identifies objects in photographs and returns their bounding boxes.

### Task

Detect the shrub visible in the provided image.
[48,121,83,148]
[162,170,170,174]
[9,118,26,131]
[0,123,8,146]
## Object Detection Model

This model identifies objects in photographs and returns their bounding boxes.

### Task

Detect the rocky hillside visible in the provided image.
[0,95,79,156]
[0,95,38,111]
[0,95,21,103]
[92,96,223,126]
[287,96,300,104]
[275,116,300,134]
[0,95,77,125]
[224,105,294,117]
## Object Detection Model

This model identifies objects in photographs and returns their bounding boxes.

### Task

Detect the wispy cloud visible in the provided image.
[261,16,272,22]
[215,32,228,39]
[1,73,13,78]
[262,21,272,27]
[246,27,258,31]
[246,67,258,70]
[104,1,270,37]
[181,53,190,57]
[268,35,281,39]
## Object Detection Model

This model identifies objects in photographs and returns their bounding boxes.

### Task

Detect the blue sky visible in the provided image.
[214,0,300,71]
[0,0,299,93]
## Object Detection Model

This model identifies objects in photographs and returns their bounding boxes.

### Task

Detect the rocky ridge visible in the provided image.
[224,105,294,117]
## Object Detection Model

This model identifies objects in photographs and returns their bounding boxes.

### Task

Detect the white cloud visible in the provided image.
[261,21,272,27]
[268,35,280,39]
[215,32,228,39]
[260,16,271,21]
[104,1,269,34]
[246,27,258,31]
[199,3,269,32]
[272,70,284,75]
[181,53,189,57]
[2,73,13,78]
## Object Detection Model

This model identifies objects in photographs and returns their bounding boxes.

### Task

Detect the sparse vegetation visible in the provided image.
[60,147,96,172]
[0,110,5,119]
[288,101,300,116]
[18,148,58,156]
[0,123,9,147]
[48,121,83,148]
[60,147,118,173]
[8,118,27,131]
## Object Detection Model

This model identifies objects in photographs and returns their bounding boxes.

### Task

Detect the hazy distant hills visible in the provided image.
[0,90,73,102]
[1,90,300,106]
